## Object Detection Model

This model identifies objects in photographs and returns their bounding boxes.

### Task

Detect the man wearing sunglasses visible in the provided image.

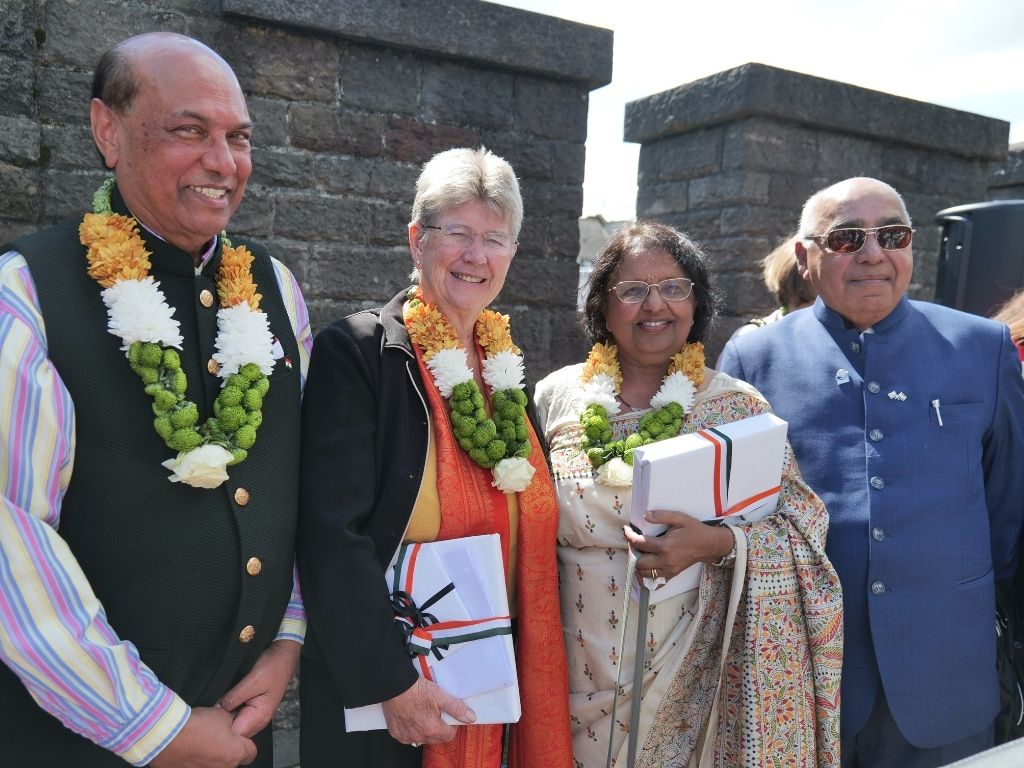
[718,177,1024,767]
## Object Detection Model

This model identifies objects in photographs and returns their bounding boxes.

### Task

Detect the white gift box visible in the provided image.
[344,533,521,731]
[629,412,788,602]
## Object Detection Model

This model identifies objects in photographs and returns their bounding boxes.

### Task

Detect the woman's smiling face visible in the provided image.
[410,198,516,328]
[604,247,696,369]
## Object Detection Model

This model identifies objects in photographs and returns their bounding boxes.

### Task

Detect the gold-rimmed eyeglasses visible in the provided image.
[805,225,914,255]
[609,278,694,304]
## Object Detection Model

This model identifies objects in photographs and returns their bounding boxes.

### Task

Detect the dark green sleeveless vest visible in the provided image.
[0,186,301,766]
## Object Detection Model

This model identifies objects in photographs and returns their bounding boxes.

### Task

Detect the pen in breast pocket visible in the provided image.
[931,399,943,427]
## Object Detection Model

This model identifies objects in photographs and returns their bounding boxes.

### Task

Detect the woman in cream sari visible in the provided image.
[534,221,843,767]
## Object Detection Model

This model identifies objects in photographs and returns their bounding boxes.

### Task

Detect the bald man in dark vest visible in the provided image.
[0,33,310,766]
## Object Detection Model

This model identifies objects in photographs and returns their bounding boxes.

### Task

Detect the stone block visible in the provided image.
[767,173,826,213]
[310,244,411,301]
[719,206,799,239]
[260,237,313,292]
[625,63,1008,161]
[636,181,688,218]
[989,148,1024,195]
[215,24,338,103]
[41,123,96,169]
[306,296,380,334]
[723,118,818,175]
[640,128,723,182]
[517,216,579,262]
[41,169,104,224]
[384,117,480,164]
[1,0,41,57]
[0,55,34,116]
[815,133,883,179]
[689,171,770,209]
[711,269,774,317]
[290,104,384,157]
[340,43,419,115]
[275,192,405,246]
[228,186,274,238]
[0,163,40,221]
[222,0,612,88]
[247,97,289,147]
[515,77,589,141]
[36,66,91,125]
[40,2,185,69]
[499,258,581,306]
[251,148,312,188]
[700,235,777,272]
[312,155,419,203]
[549,140,587,186]
[479,130,552,180]
[522,180,583,219]
[421,60,514,130]
[657,209,721,242]
[1,115,40,165]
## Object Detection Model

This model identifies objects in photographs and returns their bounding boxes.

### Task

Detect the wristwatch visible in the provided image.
[710,538,737,568]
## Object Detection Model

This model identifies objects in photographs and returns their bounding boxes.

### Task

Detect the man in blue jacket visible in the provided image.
[718,177,1024,767]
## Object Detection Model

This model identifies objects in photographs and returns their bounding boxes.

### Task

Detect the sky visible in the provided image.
[493,0,1024,221]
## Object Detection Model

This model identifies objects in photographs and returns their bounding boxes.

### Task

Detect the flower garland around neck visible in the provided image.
[579,340,705,487]
[404,287,535,493]
[80,177,274,489]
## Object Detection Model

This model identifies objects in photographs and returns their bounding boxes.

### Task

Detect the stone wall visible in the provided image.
[625,63,1011,361]
[0,0,612,380]
[990,145,1024,200]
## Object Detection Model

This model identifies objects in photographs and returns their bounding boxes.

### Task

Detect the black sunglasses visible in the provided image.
[808,225,914,254]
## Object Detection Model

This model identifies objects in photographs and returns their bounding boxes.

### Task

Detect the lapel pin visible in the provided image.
[835,368,850,385]
[887,391,907,401]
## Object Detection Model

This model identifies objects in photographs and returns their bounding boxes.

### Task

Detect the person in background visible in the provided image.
[297,147,573,768]
[534,220,842,767]
[0,32,311,767]
[991,288,1024,369]
[714,233,816,368]
[719,177,1024,767]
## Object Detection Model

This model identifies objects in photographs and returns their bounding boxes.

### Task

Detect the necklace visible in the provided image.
[616,393,646,412]
[81,178,274,489]
[404,287,536,493]
[579,340,705,486]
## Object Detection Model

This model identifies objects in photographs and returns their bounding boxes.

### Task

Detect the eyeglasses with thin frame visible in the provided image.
[609,278,694,304]
[806,225,914,255]
[423,224,517,258]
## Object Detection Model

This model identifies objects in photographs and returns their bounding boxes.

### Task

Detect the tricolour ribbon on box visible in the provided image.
[344,534,522,731]
[629,412,788,602]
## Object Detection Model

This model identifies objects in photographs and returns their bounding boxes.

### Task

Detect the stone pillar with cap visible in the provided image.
[625,63,1012,361]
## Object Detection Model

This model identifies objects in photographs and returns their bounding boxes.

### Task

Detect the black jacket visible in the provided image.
[297,289,430,707]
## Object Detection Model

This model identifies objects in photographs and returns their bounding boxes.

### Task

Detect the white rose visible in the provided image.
[161,444,234,489]
[491,457,536,493]
[596,457,633,487]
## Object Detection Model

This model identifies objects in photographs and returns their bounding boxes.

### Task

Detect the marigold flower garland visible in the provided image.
[404,287,535,493]
[80,178,274,489]
[579,341,705,486]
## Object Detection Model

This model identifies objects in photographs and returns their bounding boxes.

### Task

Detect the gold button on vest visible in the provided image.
[199,289,215,308]
[234,487,250,506]
[207,358,220,376]
[239,625,256,643]
[246,557,263,576]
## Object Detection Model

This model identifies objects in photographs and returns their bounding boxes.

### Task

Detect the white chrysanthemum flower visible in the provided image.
[101,277,183,351]
[213,303,275,379]
[426,347,473,397]
[581,373,620,415]
[482,350,525,392]
[491,456,535,493]
[162,444,233,488]
[650,371,696,412]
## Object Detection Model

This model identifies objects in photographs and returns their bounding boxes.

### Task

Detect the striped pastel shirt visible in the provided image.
[0,243,312,766]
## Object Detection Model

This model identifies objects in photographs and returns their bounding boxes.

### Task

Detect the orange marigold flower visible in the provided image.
[217,245,261,310]
[582,341,622,389]
[668,342,705,386]
[83,215,151,288]
[477,310,520,355]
